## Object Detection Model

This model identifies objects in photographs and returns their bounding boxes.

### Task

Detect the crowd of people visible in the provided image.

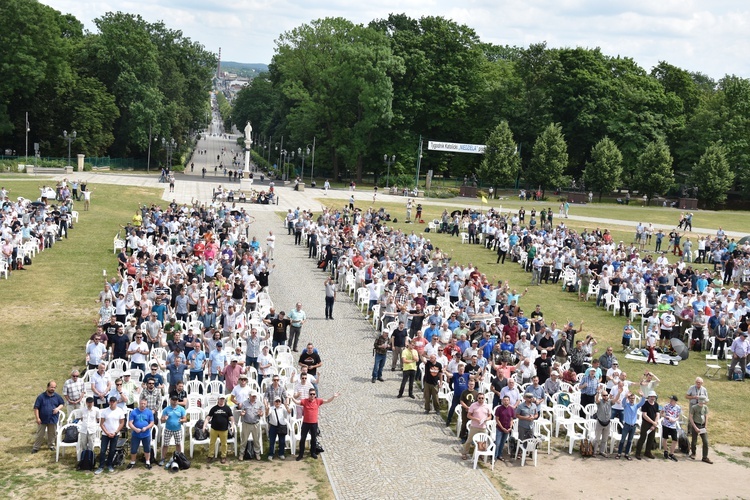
[282,200,749,466]
[1,180,85,278]
[34,197,339,472]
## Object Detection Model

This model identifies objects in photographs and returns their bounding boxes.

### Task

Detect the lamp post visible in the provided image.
[383,154,395,188]
[310,137,316,183]
[298,146,311,182]
[162,137,176,170]
[25,112,30,163]
[288,151,295,180]
[279,149,287,180]
[63,130,76,167]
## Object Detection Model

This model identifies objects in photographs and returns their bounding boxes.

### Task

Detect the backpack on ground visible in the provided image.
[63,426,79,443]
[193,420,208,441]
[580,438,594,458]
[77,449,95,471]
[173,451,191,470]
[243,443,256,461]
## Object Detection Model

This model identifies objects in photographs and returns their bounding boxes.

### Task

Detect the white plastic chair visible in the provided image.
[567,420,595,454]
[516,437,541,466]
[533,419,552,455]
[212,423,238,458]
[186,380,203,395]
[55,423,79,462]
[471,432,495,470]
[206,380,225,395]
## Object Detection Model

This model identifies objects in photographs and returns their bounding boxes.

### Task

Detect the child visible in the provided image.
[622,319,634,352]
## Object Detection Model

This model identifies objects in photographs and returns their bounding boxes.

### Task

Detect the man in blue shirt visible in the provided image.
[159,395,187,465]
[616,391,646,459]
[128,397,155,469]
[32,380,65,453]
[188,347,207,381]
[209,342,228,381]
[578,367,600,408]
[424,321,440,343]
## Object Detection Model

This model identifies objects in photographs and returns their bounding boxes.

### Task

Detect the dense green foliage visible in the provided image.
[233,15,750,203]
[584,138,623,202]
[0,0,215,162]
[478,121,520,190]
[689,142,734,208]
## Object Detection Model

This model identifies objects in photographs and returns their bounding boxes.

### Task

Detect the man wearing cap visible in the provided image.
[634,391,659,460]
[593,386,612,457]
[223,354,244,393]
[660,395,682,461]
[727,331,749,381]
[689,396,712,463]
[424,320,440,343]
[516,392,539,441]
[205,395,234,464]
[208,341,228,382]
[159,395,187,466]
[77,396,99,460]
[95,396,125,474]
[238,392,264,460]
[230,373,252,411]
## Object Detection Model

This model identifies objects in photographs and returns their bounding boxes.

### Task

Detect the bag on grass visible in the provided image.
[77,449,95,471]
[243,444,256,461]
[173,451,191,470]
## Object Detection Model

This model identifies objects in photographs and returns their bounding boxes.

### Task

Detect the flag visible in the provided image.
[481,195,488,204]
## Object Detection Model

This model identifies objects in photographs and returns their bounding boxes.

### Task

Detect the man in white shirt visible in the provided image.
[266,231,276,260]
[78,396,100,459]
[91,362,111,409]
[96,397,125,474]
[127,332,149,372]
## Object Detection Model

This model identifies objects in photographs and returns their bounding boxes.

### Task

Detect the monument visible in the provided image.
[241,122,254,192]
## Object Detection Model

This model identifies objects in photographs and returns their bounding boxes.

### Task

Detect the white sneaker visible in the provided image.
[108,467,114,473]
[94,468,104,475]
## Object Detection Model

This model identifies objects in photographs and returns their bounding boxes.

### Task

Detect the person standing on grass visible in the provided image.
[295,388,340,461]
[689,396,713,463]
[158,395,186,466]
[127,397,155,470]
[95,396,125,474]
[32,380,65,454]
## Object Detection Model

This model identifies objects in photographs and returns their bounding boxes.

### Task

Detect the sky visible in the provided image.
[40,0,750,80]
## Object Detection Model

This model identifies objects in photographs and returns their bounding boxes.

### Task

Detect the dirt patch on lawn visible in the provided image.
[486,444,749,499]
[5,457,329,499]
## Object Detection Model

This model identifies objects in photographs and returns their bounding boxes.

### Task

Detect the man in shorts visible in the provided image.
[660,395,682,461]
[159,395,186,466]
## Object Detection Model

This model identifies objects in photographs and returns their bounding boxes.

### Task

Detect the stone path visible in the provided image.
[248,211,500,500]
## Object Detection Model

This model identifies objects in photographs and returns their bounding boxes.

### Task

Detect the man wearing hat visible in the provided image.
[515,392,539,441]
[689,396,712,463]
[77,396,99,459]
[204,395,234,464]
[660,395,682,461]
[159,395,187,466]
[238,391,264,460]
[634,391,659,460]
[397,338,418,399]
[95,396,125,474]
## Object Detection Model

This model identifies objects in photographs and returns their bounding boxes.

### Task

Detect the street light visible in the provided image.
[162,137,176,171]
[63,130,76,167]
[279,148,287,180]
[383,154,395,188]
[298,146,311,182]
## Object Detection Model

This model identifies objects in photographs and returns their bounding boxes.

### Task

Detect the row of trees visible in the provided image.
[231,14,747,205]
[1,0,215,161]
[480,121,734,207]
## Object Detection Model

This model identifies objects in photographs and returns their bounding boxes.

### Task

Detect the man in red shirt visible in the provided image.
[295,388,340,460]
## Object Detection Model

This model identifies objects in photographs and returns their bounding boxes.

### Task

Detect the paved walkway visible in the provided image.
[249,212,500,500]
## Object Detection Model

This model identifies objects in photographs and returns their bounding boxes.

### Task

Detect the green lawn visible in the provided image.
[0,180,330,498]
[318,197,747,446]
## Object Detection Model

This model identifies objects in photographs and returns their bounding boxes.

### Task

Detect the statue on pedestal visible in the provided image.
[243,122,252,173]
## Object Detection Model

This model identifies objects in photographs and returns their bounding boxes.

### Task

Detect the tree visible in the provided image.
[583,138,623,201]
[633,139,674,204]
[688,142,734,208]
[478,121,520,190]
[526,122,567,195]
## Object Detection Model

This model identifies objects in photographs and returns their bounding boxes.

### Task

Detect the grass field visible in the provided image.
[0,180,329,498]
[318,197,748,446]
